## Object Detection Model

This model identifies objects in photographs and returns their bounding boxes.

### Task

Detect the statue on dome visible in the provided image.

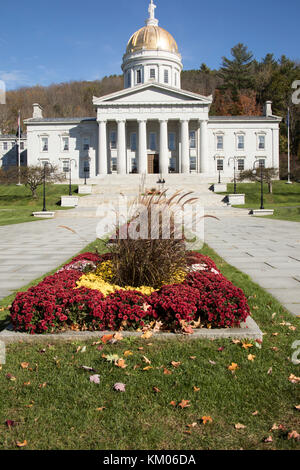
[148,0,156,20]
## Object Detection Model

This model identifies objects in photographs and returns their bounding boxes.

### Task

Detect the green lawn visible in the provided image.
[0,184,79,226]
[0,241,299,450]
[223,181,300,222]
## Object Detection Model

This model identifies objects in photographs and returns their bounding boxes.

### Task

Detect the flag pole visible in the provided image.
[286,107,292,184]
[17,109,22,186]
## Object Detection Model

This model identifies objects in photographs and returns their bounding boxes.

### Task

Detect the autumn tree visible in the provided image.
[238,167,279,193]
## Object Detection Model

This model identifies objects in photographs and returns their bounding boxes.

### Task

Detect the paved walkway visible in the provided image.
[0,217,98,300]
[0,213,299,317]
[205,217,300,316]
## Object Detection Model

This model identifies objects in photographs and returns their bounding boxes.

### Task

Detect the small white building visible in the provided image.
[24,1,281,180]
[0,133,27,168]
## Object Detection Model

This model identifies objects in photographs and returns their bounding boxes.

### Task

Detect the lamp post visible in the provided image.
[253,160,264,210]
[68,159,77,196]
[218,169,221,184]
[42,161,53,212]
[84,157,91,185]
[228,157,238,194]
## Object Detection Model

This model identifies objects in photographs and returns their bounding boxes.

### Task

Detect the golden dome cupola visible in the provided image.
[122,1,183,89]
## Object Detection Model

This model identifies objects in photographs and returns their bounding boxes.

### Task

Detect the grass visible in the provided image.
[0,184,80,226]
[223,180,300,222]
[0,241,299,450]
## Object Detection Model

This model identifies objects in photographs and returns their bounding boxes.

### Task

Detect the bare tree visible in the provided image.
[238,167,279,193]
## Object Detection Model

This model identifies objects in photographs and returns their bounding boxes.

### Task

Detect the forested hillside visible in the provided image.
[1,43,299,156]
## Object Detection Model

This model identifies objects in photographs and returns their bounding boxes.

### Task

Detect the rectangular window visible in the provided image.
[110,131,117,149]
[137,69,142,84]
[237,135,245,150]
[217,159,224,171]
[83,138,90,151]
[164,69,169,84]
[189,131,196,149]
[130,133,137,151]
[238,159,245,171]
[62,137,69,151]
[131,158,137,173]
[41,137,48,152]
[127,72,131,88]
[111,157,117,172]
[169,157,176,172]
[149,132,156,151]
[217,135,223,150]
[3,142,7,151]
[62,160,70,172]
[168,132,176,151]
[150,68,156,79]
[258,135,265,149]
[259,159,265,168]
[190,156,196,171]
[20,142,24,150]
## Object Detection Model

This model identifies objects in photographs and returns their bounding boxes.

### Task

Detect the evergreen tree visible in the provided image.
[218,43,254,98]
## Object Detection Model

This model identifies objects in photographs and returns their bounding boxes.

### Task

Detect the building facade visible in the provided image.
[0,134,27,168]
[24,1,281,180]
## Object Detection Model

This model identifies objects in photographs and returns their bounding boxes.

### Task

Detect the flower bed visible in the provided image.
[10,251,250,334]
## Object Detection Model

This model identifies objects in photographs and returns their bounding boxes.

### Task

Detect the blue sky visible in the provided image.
[0,0,299,90]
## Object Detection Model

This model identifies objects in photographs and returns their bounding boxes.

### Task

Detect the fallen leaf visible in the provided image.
[242,343,253,350]
[289,326,296,331]
[178,400,191,409]
[96,407,106,412]
[153,387,161,393]
[190,356,197,360]
[163,368,172,375]
[201,416,213,424]
[16,440,27,448]
[271,347,279,352]
[141,331,153,340]
[228,363,239,371]
[193,386,200,392]
[6,374,16,381]
[20,362,29,369]
[294,405,300,411]
[105,354,120,363]
[39,382,47,388]
[232,340,240,344]
[5,420,17,428]
[209,360,216,365]
[267,367,273,375]
[90,375,100,384]
[81,346,87,353]
[116,359,127,369]
[113,332,124,341]
[23,382,31,386]
[143,356,151,365]
[187,422,198,428]
[288,374,300,384]
[171,361,181,368]
[288,430,300,441]
[235,423,246,430]
[169,401,177,407]
[124,351,133,357]
[80,365,97,372]
[101,335,114,344]
[143,366,153,371]
[272,333,279,337]
[248,354,256,361]
[113,383,126,392]
[218,347,225,352]
[252,411,259,416]
[264,436,273,443]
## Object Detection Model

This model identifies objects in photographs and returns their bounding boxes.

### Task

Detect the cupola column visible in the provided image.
[200,120,208,173]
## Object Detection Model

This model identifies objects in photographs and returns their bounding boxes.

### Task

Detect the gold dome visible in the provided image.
[126,25,179,55]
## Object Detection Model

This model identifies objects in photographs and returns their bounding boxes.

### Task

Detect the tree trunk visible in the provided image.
[268,181,273,194]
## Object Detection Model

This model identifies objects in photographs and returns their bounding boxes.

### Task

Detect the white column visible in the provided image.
[98,120,107,175]
[200,120,208,173]
[117,119,126,175]
[138,120,147,174]
[180,119,189,174]
[159,119,169,175]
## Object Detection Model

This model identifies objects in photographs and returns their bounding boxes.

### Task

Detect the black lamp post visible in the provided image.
[228,157,237,194]
[68,159,77,196]
[218,169,221,184]
[84,157,91,185]
[253,161,264,210]
[42,161,52,212]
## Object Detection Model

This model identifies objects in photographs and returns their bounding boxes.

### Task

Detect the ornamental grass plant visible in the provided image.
[109,190,199,289]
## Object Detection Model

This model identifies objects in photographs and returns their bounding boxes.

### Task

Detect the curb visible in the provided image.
[0,316,263,345]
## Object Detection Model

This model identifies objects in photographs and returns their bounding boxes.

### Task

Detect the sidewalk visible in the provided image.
[0,217,98,300]
[205,216,300,316]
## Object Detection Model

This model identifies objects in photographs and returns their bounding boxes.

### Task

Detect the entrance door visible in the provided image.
[148,154,159,174]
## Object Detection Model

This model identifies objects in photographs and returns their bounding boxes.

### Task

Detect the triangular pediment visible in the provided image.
[93,83,212,106]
